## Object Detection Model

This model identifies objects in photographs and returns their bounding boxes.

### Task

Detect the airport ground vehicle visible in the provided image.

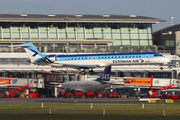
[58,89,72,98]
[107,91,120,98]
[63,92,73,98]
[73,92,83,98]
[135,91,148,98]
[158,89,180,100]
[96,92,105,98]
[149,85,175,98]
[58,90,106,98]
[85,92,95,98]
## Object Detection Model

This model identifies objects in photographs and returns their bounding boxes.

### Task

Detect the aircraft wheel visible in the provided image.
[89,70,94,75]
[160,67,163,70]
[81,70,86,75]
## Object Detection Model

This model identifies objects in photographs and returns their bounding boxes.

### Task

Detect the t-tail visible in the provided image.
[96,66,111,82]
[9,43,53,64]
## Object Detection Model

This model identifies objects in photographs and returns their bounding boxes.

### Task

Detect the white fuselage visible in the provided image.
[61,81,109,93]
[53,56,170,67]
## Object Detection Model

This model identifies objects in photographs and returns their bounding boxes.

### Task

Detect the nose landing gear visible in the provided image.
[160,64,163,70]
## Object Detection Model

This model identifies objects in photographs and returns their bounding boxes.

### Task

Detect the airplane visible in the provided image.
[59,66,111,93]
[0,77,18,87]
[9,43,170,75]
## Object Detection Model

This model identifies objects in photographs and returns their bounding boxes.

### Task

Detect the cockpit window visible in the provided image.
[154,54,163,56]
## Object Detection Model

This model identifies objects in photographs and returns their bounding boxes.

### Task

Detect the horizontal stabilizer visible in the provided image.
[9,45,31,47]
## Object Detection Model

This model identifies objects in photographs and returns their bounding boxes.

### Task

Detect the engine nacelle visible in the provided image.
[27,59,31,63]
[48,56,57,62]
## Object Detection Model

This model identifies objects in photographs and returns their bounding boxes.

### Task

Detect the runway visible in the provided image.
[0,98,139,104]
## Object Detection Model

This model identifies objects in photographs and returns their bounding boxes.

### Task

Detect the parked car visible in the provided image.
[135,91,148,98]
[107,91,120,98]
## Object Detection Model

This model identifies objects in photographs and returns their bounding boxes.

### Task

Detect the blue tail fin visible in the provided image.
[96,66,111,81]
[9,43,49,63]
[21,43,47,63]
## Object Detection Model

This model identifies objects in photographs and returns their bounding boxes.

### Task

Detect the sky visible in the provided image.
[0,0,180,32]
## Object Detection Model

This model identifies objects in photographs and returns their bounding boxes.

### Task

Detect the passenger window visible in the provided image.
[108,57,110,58]
[112,56,113,58]
[78,58,80,60]
[119,56,120,58]
[71,58,73,60]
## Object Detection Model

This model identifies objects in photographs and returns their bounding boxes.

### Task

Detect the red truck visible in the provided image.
[73,92,84,98]
[85,92,95,98]
[58,89,72,98]
[96,92,106,98]
[107,91,120,98]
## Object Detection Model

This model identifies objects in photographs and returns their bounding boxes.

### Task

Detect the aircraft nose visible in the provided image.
[166,58,171,63]
[164,58,171,64]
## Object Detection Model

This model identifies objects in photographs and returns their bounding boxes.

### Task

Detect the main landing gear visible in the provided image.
[160,64,163,70]
[160,66,163,70]
[80,69,94,75]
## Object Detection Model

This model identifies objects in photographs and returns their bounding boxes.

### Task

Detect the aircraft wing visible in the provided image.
[50,63,99,69]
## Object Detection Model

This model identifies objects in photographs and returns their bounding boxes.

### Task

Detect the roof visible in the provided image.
[153,23,180,35]
[0,14,166,23]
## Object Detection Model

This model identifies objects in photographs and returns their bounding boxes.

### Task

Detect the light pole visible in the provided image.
[170,17,174,26]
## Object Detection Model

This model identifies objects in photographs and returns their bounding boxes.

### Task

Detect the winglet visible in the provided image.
[96,66,111,82]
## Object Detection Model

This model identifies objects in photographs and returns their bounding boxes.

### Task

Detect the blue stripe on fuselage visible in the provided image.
[46,52,165,61]
[47,52,158,57]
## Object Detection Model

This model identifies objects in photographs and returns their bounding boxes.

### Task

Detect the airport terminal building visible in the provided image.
[1,14,179,98]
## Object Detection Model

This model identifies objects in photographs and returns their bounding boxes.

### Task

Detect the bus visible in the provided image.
[158,89,180,100]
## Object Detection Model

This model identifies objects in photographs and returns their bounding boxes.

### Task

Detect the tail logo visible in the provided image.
[30,49,39,57]
[101,74,110,80]
[12,78,17,84]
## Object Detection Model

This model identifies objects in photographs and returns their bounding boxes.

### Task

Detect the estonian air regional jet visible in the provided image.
[10,43,170,75]
[59,66,112,93]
